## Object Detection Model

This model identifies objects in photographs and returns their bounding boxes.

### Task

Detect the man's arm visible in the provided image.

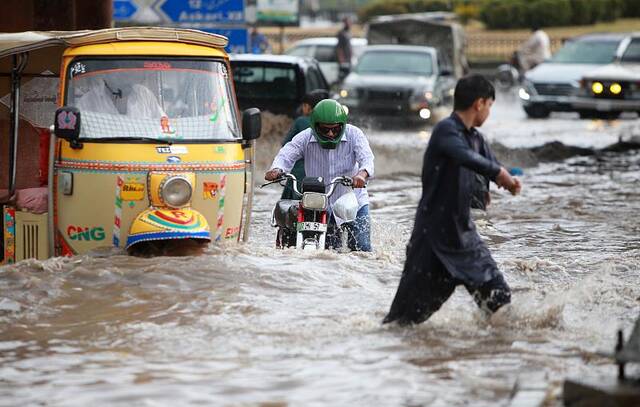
[434,125,501,180]
[267,131,307,179]
[351,126,375,188]
[434,128,521,195]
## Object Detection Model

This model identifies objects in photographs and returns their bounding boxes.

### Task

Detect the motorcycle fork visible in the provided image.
[295,206,328,250]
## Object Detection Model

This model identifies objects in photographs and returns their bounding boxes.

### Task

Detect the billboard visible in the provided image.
[256,0,299,26]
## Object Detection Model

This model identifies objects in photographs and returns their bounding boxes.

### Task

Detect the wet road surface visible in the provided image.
[1,96,640,406]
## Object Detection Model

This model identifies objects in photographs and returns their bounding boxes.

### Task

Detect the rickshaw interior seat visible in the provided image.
[0,108,49,208]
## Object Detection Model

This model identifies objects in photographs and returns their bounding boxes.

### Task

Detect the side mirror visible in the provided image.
[242,107,261,141]
[440,68,453,76]
[54,107,82,149]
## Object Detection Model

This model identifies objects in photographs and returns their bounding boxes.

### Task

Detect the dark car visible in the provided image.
[336,44,456,124]
[229,54,330,117]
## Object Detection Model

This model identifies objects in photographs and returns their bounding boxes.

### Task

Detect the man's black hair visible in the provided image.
[302,89,330,108]
[453,74,495,111]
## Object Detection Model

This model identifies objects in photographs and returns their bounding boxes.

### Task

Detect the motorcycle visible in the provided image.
[261,173,358,251]
[495,50,524,91]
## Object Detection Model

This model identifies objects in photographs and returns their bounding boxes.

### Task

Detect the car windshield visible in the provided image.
[66,58,240,141]
[621,38,640,63]
[355,50,433,76]
[550,40,620,64]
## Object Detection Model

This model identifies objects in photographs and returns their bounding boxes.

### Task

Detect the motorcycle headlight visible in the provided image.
[301,192,327,210]
[160,176,193,208]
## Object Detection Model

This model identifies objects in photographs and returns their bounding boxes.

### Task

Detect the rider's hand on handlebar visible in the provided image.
[352,171,368,188]
[265,168,284,181]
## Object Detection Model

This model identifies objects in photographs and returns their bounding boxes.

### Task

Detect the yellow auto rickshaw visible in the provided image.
[1,27,261,262]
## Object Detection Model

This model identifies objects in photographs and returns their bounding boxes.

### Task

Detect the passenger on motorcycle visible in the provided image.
[265,99,374,251]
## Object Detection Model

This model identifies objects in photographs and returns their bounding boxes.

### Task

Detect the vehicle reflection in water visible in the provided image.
[1,110,640,406]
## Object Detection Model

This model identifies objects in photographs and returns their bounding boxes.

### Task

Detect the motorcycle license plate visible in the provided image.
[297,222,327,232]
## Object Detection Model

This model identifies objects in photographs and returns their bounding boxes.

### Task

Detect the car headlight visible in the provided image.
[592,81,604,94]
[160,176,193,208]
[610,82,622,95]
[339,86,355,99]
[301,192,327,210]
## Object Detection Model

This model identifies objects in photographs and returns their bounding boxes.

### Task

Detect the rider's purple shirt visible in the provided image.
[270,123,375,210]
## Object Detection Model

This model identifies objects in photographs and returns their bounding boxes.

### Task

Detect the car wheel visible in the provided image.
[578,109,598,119]
[523,104,550,119]
[597,111,621,120]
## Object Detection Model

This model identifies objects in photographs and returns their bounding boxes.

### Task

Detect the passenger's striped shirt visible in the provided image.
[271,124,375,210]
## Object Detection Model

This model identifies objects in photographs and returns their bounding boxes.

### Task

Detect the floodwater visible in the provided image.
[1,97,640,406]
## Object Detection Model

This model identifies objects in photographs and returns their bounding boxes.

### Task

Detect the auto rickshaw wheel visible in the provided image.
[127,238,209,257]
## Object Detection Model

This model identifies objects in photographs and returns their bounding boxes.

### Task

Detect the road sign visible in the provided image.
[201,27,248,54]
[113,0,139,21]
[154,0,244,24]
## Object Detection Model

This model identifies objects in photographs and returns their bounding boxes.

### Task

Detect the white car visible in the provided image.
[285,37,368,85]
[573,33,640,118]
[519,33,630,118]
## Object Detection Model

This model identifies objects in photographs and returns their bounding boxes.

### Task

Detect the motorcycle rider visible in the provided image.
[265,99,374,252]
[280,89,330,200]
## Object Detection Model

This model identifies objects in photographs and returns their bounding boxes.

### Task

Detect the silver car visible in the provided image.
[285,37,368,86]
[518,33,629,118]
[336,44,456,124]
[572,33,640,118]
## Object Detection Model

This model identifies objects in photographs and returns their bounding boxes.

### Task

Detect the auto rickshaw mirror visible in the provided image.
[242,107,261,141]
[54,107,83,149]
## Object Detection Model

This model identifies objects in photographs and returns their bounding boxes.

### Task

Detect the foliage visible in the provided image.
[358,0,451,22]
[479,0,628,29]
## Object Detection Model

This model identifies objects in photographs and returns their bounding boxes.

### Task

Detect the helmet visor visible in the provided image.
[315,123,344,139]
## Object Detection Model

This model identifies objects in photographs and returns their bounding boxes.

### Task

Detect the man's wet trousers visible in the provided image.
[383,244,511,326]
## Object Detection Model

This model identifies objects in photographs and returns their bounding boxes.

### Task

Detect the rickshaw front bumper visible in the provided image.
[125,207,211,250]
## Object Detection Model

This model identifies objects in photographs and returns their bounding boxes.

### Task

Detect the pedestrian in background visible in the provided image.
[383,74,521,326]
[335,17,353,82]
[249,26,271,54]
[280,89,330,200]
[517,25,551,71]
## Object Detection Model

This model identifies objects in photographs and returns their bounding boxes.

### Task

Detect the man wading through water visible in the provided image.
[383,74,521,326]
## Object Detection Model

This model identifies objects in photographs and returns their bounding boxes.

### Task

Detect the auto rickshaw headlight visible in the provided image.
[160,176,193,208]
[610,83,622,95]
[592,81,604,94]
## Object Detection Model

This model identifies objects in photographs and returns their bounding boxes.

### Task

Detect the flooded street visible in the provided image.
[1,95,640,406]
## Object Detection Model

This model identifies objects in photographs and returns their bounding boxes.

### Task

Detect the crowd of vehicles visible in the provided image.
[2,20,638,263]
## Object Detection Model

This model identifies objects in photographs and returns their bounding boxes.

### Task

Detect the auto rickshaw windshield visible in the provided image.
[65,58,240,141]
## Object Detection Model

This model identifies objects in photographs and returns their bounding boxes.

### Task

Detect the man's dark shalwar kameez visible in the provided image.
[384,113,511,325]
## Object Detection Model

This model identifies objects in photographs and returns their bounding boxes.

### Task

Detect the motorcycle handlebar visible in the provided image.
[261,174,354,197]
[326,176,353,197]
[260,173,302,197]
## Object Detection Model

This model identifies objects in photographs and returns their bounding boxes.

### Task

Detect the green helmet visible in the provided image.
[309,99,348,149]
